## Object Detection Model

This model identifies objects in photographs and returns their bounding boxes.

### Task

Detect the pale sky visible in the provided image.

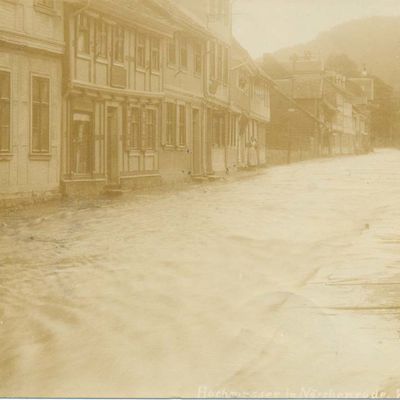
[232,0,400,57]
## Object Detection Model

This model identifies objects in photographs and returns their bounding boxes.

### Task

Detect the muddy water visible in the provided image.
[2,150,400,397]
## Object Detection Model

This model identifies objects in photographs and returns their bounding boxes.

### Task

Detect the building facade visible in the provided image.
[0,0,64,203]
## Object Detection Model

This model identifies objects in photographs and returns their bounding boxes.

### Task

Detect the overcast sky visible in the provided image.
[232,0,400,57]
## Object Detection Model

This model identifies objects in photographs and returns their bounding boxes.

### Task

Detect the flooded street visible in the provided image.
[2,149,400,397]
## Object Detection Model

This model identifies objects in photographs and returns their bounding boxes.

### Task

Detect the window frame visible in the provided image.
[136,33,146,70]
[166,102,177,146]
[194,42,202,76]
[217,43,223,81]
[77,13,91,56]
[95,19,108,59]
[167,36,177,67]
[210,41,216,80]
[113,26,125,64]
[179,37,188,70]
[223,47,229,85]
[144,107,157,150]
[0,69,11,154]
[150,37,160,72]
[31,74,51,156]
[128,106,141,151]
[178,104,186,147]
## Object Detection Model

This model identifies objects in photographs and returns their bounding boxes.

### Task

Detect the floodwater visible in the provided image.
[1,149,400,397]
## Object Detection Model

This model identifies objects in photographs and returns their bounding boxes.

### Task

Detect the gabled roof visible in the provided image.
[348,78,374,101]
[66,0,177,36]
[231,38,274,84]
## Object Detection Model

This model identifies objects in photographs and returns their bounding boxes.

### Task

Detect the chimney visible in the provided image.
[362,64,368,77]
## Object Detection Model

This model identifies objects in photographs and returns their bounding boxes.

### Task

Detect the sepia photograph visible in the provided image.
[1,0,400,398]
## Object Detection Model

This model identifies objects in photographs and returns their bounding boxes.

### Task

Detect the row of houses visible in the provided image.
[260,54,374,163]
[0,0,374,203]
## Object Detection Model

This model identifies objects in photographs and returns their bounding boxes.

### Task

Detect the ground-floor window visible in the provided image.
[229,114,237,147]
[71,112,92,174]
[212,113,225,147]
[129,107,141,150]
[144,109,156,150]
[166,103,176,146]
[32,76,50,153]
[178,105,186,146]
[0,71,10,152]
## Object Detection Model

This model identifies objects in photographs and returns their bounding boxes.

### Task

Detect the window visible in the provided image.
[166,103,176,146]
[144,109,156,150]
[217,44,223,81]
[137,34,146,69]
[78,14,90,54]
[32,77,50,153]
[238,69,248,90]
[194,43,202,75]
[113,27,124,63]
[212,114,225,146]
[178,105,186,146]
[0,71,10,152]
[129,107,141,150]
[223,47,229,84]
[151,38,160,71]
[210,41,216,80]
[96,20,108,58]
[168,38,176,65]
[230,114,237,147]
[180,38,188,69]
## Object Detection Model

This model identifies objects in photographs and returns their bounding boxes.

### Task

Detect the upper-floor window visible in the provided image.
[217,44,223,81]
[238,69,248,91]
[96,20,108,59]
[137,34,146,69]
[223,47,229,84]
[113,27,124,63]
[151,38,160,72]
[78,14,90,55]
[168,37,176,66]
[210,42,216,80]
[32,76,50,154]
[166,103,176,146]
[180,38,188,69]
[0,71,10,153]
[178,105,186,146]
[194,43,202,75]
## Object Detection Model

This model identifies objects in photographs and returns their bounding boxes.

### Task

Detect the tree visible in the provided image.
[325,53,360,77]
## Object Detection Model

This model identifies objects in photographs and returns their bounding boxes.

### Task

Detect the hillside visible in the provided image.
[273,16,400,89]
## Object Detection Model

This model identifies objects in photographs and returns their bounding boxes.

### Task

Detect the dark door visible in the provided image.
[107,107,119,184]
[71,112,92,176]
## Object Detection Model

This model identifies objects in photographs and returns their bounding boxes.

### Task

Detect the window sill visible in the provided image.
[0,153,13,161]
[77,53,91,60]
[29,153,51,161]
[162,145,187,152]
